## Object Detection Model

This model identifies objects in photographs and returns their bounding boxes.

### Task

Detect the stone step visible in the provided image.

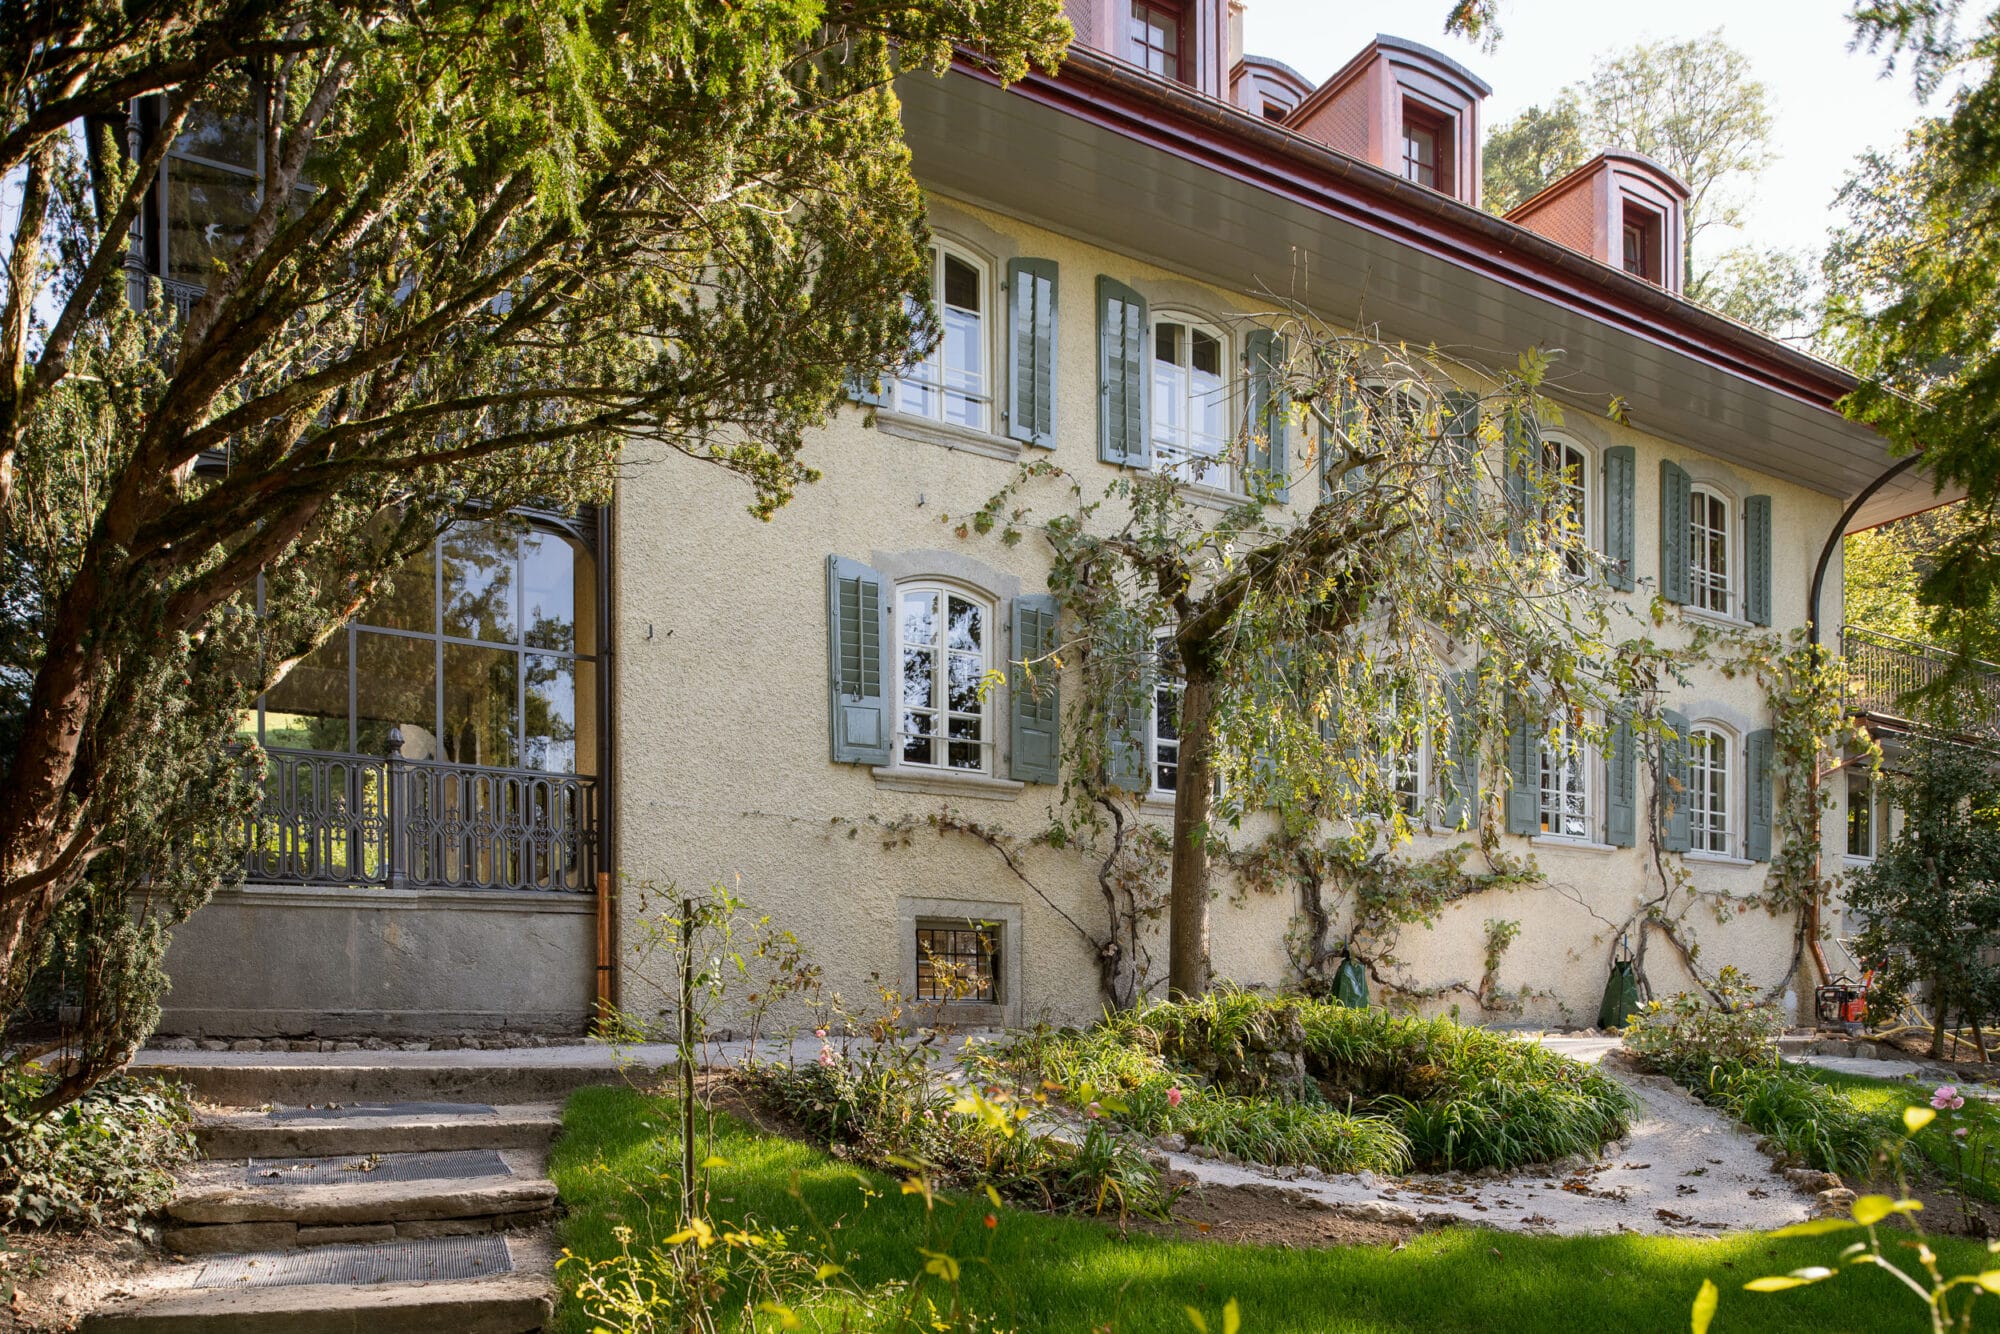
[132,1044,673,1106]
[197,1102,562,1159]
[163,1151,556,1256]
[82,1236,552,1333]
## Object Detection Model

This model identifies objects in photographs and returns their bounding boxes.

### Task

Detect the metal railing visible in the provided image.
[1843,625,2000,737]
[245,731,598,892]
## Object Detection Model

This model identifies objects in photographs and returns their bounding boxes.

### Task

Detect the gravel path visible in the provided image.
[1164,1060,1823,1237]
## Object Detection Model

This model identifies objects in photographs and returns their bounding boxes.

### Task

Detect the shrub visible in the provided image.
[0,1072,196,1229]
[1621,965,1784,1077]
[1001,989,1635,1175]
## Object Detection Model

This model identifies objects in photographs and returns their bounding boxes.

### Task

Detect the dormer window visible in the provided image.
[1400,103,1451,194]
[1128,1,1184,81]
[1621,203,1665,285]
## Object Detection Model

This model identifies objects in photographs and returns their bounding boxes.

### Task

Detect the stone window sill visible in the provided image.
[1684,850,1756,868]
[1678,604,1753,632]
[872,766,1024,802]
[1530,836,1619,855]
[872,411,1025,464]
[1841,853,1876,869]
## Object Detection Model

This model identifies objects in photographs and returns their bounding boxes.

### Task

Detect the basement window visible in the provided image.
[915,921,1001,1004]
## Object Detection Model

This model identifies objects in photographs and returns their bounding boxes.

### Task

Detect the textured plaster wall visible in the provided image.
[612,191,1849,1033]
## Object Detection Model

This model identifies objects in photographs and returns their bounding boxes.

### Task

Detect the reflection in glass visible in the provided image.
[443,642,519,768]
[165,158,258,286]
[264,633,350,752]
[360,541,435,632]
[520,531,577,652]
[173,104,260,169]
[355,631,436,759]
[897,587,986,771]
[443,522,521,643]
[524,654,578,772]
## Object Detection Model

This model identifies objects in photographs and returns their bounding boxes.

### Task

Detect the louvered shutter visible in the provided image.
[1103,617,1152,792]
[1603,445,1636,591]
[1606,706,1638,848]
[1007,259,1058,449]
[1009,595,1061,784]
[1443,392,1479,527]
[1244,329,1288,501]
[1746,727,1775,862]
[1660,461,1692,605]
[1744,495,1774,627]
[1097,277,1149,466]
[1504,703,1539,836]
[1659,708,1692,852]
[827,556,890,765]
[1504,407,1538,554]
[1441,668,1479,830]
[1322,380,1363,502]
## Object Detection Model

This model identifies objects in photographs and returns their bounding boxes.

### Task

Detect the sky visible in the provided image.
[1240,0,1945,264]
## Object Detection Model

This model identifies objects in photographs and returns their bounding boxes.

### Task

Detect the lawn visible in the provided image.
[550,1084,1998,1334]
[1798,1062,2000,1203]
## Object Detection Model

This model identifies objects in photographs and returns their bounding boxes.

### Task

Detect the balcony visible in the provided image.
[245,737,598,893]
[1843,626,2000,740]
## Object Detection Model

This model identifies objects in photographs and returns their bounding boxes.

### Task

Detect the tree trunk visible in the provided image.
[1168,658,1218,1000]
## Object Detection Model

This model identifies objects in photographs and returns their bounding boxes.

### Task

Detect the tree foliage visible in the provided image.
[1826,1,2000,674]
[1843,503,1981,644]
[1847,729,2000,1057]
[968,325,1669,999]
[0,0,1069,1110]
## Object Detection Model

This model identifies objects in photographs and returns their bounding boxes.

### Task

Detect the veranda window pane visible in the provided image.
[165,158,257,286]
[264,633,350,752]
[524,654,579,773]
[521,531,578,652]
[361,539,436,633]
[173,104,260,169]
[443,522,521,644]
[442,642,519,768]
[354,631,437,758]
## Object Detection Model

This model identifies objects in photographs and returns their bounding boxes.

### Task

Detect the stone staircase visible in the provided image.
[84,1096,567,1332]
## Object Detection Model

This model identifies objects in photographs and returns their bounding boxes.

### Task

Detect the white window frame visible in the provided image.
[1372,683,1429,819]
[1846,768,1885,861]
[1149,312,1234,491]
[1149,633,1182,796]
[1688,723,1734,855]
[1538,713,1596,841]
[892,241,992,432]
[1688,485,1735,617]
[891,579,995,776]
[1540,433,1593,578]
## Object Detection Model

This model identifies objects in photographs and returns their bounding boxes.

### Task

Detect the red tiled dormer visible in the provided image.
[1506,151,1692,294]
[1067,0,1230,98]
[1281,35,1490,207]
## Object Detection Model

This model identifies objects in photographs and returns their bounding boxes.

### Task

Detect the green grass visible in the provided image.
[1798,1064,2000,1201]
[551,1084,1999,1334]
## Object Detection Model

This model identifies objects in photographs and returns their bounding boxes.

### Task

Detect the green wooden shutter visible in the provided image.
[1322,380,1362,502]
[1606,706,1638,847]
[1097,276,1149,466]
[1441,668,1479,830]
[1746,727,1775,862]
[1744,494,1773,627]
[1504,703,1539,836]
[1504,407,1538,554]
[1009,595,1061,784]
[1443,392,1479,526]
[1103,616,1151,792]
[1244,328,1288,501]
[827,555,890,765]
[1659,707,1691,852]
[1603,445,1636,591]
[1007,258,1058,449]
[1660,461,1692,605]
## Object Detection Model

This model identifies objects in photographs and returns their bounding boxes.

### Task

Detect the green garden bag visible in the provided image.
[1598,956,1641,1031]
[1334,952,1370,1009]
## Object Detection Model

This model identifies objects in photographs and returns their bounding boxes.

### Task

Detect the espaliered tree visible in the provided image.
[971,322,1674,1000]
[0,0,1070,1110]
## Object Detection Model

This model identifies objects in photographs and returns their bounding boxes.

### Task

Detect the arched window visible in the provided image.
[1689,725,1733,854]
[1150,315,1231,488]
[1689,486,1733,615]
[1541,436,1591,576]
[893,243,990,430]
[894,581,993,773]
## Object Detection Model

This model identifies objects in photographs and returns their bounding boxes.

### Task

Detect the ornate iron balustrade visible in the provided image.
[1843,626,2000,738]
[246,741,597,892]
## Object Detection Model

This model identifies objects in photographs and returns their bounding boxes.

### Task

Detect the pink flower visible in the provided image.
[1956,1127,1972,1140]
[814,1028,827,1039]
[1166,1087,1184,1108]
[1085,1101,1102,1119]
[817,1044,837,1068]
[1933,1085,1966,1111]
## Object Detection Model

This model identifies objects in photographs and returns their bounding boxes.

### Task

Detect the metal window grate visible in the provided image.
[915,924,999,1003]
[193,1236,513,1289]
